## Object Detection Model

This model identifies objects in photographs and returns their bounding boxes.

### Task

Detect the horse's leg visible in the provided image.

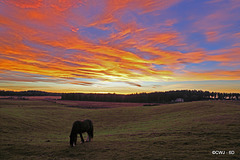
[80,133,84,143]
[73,139,76,146]
[86,134,90,142]
[86,132,91,142]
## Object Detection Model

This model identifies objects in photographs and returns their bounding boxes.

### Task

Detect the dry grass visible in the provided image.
[54,100,158,109]
[0,99,239,159]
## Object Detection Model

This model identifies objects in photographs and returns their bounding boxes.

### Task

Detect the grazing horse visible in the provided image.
[69,119,94,147]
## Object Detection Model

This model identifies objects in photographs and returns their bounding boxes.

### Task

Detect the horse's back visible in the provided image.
[72,119,93,133]
[81,119,93,132]
[83,119,93,125]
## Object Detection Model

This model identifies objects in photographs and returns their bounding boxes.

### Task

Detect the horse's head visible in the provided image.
[69,134,77,147]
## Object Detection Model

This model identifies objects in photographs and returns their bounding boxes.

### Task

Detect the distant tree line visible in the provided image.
[1,90,239,103]
[61,90,240,103]
[0,90,61,96]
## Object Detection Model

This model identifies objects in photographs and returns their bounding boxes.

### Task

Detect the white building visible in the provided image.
[174,98,184,103]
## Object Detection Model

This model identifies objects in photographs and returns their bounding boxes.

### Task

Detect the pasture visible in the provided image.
[0,99,239,159]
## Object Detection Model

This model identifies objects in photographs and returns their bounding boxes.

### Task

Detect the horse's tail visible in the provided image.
[89,120,94,138]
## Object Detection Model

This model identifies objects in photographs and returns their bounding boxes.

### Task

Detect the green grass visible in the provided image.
[0,100,239,159]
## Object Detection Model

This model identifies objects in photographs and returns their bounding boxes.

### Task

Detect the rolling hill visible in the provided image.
[0,99,239,159]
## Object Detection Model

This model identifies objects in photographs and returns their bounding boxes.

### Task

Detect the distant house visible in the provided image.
[174,98,184,103]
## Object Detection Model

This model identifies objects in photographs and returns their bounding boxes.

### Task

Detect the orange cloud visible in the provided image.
[25,10,47,20]
[145,32,181,46]
[181,70,240,81]
[206,0,224,4]
[206,47,240,66]
[137,0,181,14]
[1,24,176,82]
[0,0,239,93]
[135,45,205,67]
[233,32,240,39]
[89,0,181,30]
[7,0,43,9]
[205,31,220,42]
[164,19,178,26]
[49,0,84,12]
[5,0,84,11]
[71,27,79,32]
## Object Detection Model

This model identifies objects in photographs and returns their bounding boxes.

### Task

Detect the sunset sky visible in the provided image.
[0,0,239,94]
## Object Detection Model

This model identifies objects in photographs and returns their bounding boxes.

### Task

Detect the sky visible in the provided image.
[0,0,240,94]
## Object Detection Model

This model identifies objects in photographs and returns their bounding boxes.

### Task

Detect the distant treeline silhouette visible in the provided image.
[1,90,239,103]
[62,90,240,103]
[0,90,61,96]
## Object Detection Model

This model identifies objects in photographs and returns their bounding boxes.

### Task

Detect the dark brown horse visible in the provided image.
[69,119,94,147]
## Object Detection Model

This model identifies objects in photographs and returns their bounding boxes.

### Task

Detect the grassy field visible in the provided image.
[0,99,239,160]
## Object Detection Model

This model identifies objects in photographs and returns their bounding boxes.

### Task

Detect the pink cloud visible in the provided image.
[193,1,240,44]
[205,31,220,42]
